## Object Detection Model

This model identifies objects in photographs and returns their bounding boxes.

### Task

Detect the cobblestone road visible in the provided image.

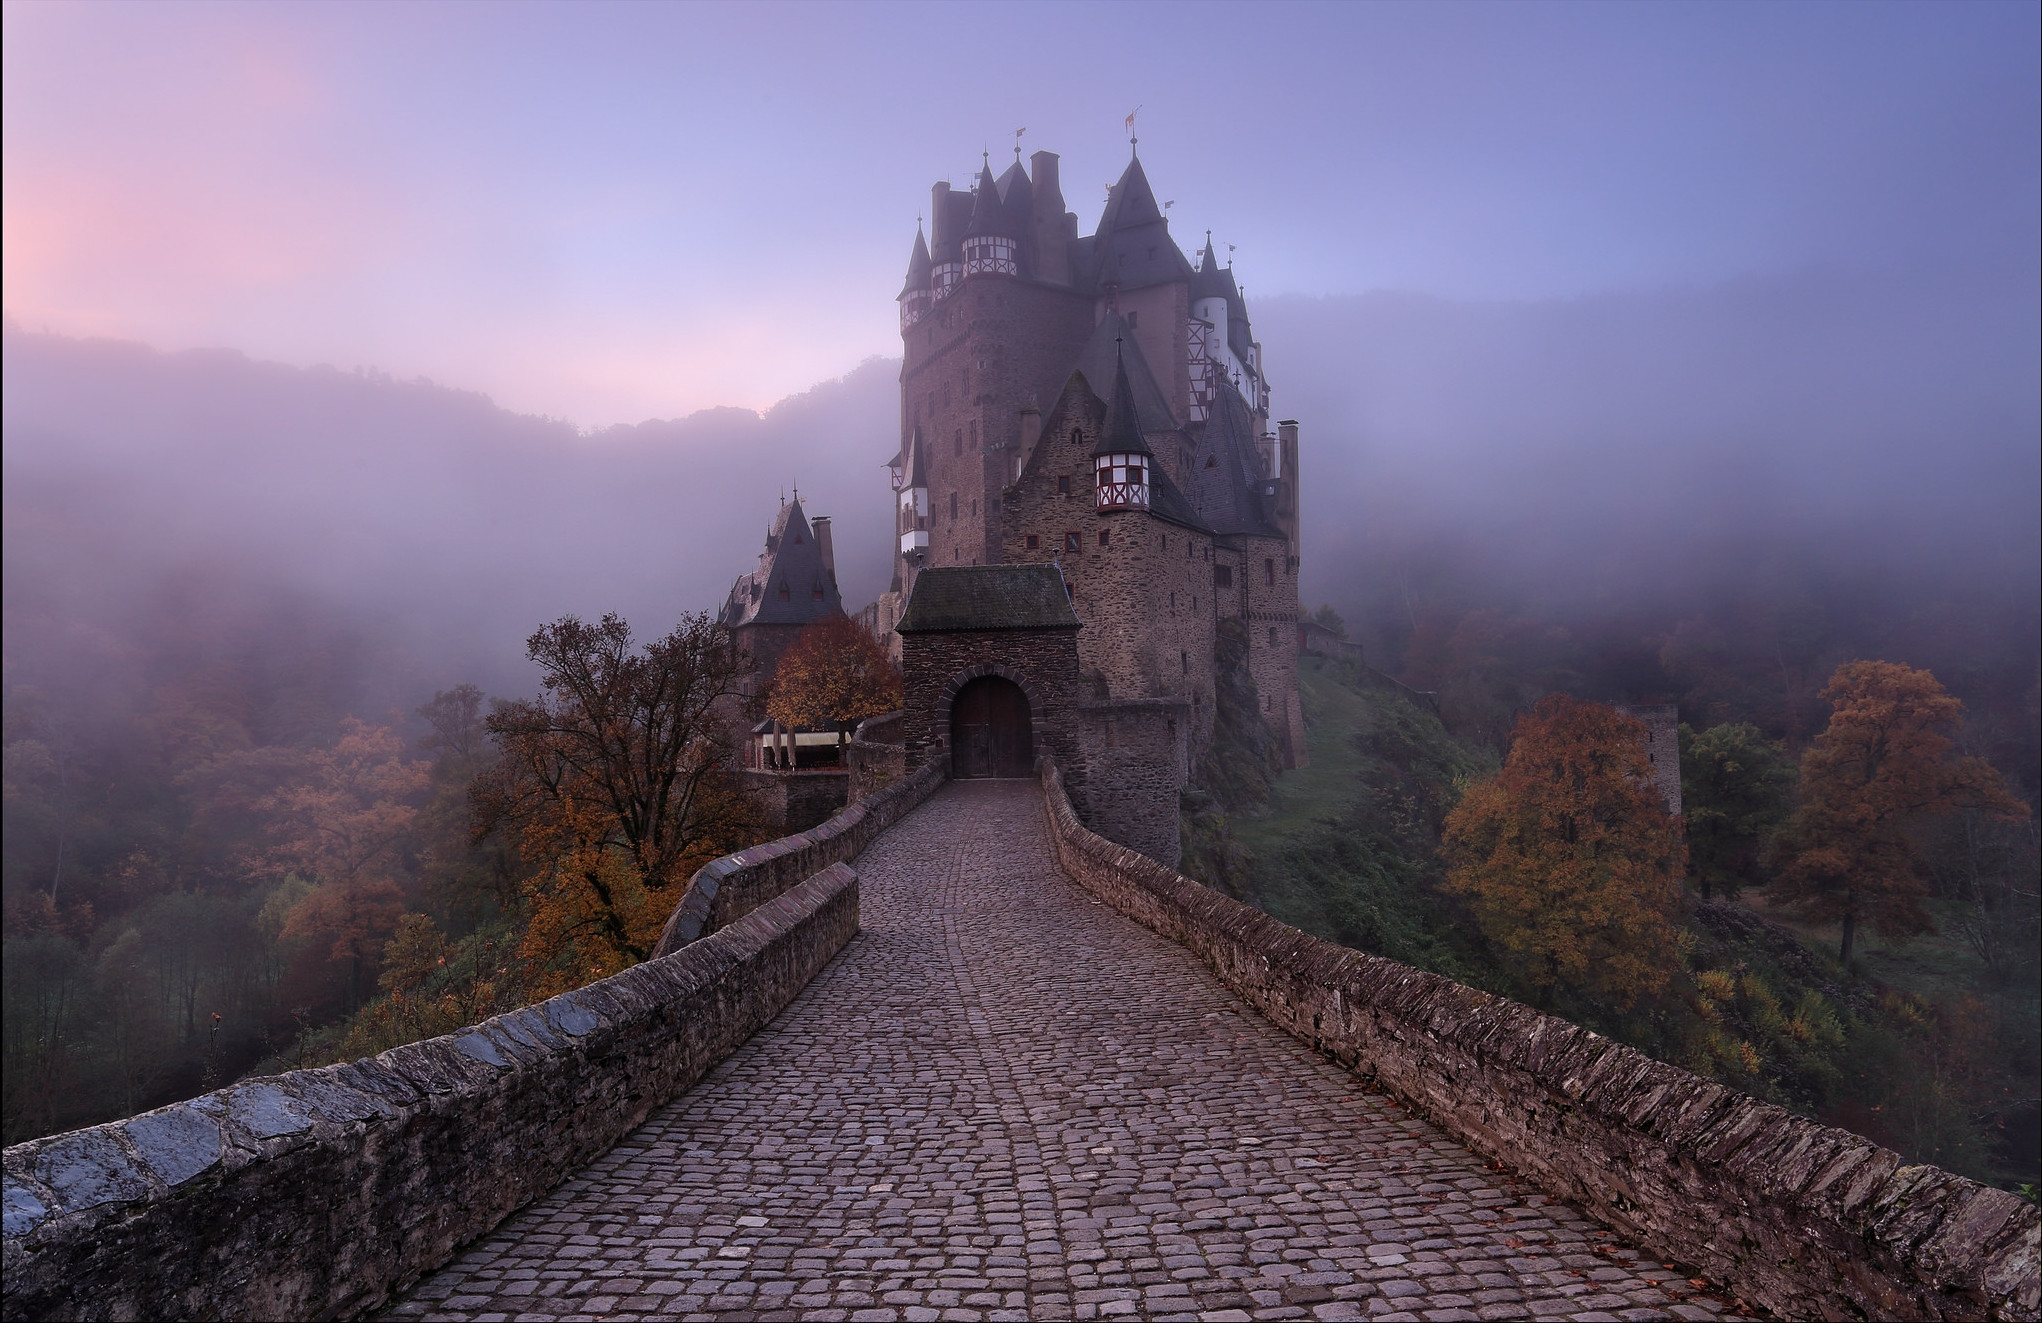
[391,780,1737,1323]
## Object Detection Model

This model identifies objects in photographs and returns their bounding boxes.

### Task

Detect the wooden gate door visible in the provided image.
[950,677,1034,778]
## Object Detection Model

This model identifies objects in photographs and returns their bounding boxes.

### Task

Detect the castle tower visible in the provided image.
[1093,347,1153,515]
[880,141,1307,771]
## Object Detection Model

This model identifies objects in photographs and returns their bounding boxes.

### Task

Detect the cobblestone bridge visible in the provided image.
[393,781,1734,1323]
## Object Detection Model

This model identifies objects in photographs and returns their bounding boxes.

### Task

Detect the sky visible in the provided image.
[5,0,2036,427]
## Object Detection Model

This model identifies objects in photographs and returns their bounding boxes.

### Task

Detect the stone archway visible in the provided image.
[949,675,1034,778]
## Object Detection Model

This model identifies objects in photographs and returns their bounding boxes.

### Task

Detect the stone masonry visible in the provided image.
[388,781,1740,1323]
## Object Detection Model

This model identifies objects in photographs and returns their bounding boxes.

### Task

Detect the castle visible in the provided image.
[870,143,1306,780]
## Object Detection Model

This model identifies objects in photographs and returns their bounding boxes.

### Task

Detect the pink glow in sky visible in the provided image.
[5,1,2035,426]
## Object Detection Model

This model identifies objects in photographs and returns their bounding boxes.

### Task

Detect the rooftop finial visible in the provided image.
[1014,126,1026,162]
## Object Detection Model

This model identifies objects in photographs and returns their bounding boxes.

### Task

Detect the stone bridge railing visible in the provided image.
[1036,753,2040,1323]
[652,749,944,957]
[1,865,861,1322]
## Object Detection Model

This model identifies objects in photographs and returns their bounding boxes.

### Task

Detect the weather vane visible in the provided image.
[1014,127,1026,162]
[1124,105,1141,150]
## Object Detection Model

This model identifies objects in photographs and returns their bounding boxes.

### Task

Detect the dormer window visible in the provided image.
[1094,452,1150,511]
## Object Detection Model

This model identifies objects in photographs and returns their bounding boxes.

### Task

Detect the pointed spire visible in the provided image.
[901,224,931,296]
[1095,337,1153,458]
[1097,154,1163,234]
[964,160,1009,236]
[906,425,929,488]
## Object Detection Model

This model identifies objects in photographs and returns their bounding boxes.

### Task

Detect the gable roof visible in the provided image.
[722,499,844,628]
[895,565,1081,633]
[1029,364,1214,538]
[1073,312,1178,433]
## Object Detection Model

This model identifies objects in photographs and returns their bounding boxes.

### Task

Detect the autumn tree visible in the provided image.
[764,613,903,745]
[1678,722,1795,900]
[1771,661,2028,966]
[1443,695,1685,1010]
[479,612,757,988]
[253,719,430,1011]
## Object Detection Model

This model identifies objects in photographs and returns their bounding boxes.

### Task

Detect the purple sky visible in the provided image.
[5,1,2036,426]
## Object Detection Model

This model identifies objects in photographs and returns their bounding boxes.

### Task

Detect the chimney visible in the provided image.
[1029,151,1069,286]
[812,516,837,583]
[931,182,955,249]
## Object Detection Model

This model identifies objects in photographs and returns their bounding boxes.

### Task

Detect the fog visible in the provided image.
[8,253,2036,720]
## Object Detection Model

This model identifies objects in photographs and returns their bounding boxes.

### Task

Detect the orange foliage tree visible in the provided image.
[1443,695,1685,1010]
[1771,661,2027,966]
[764,613,903,742]
[479,612,756,991]
[252,719,430,1012]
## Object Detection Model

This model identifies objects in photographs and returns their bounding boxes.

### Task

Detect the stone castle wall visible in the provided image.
[1219,530,1303,767]
[898,627,1086,802]
[739,768,850,835]
[999,396,1220,752]
[1,866,862,1323]
[902,277,1093,571]
[1032,753,2038,1322]
[1077,698,1190,867]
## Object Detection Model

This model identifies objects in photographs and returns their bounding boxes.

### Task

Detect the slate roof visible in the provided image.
[1072,313,1178,434]
[895,565,1081,634]
[1186,377,1283,539]
[900,227,931,297]
[1094,344,1153,459]
[1091,155,1195,294]
[964,163,1007,236]
[723,500,844,628]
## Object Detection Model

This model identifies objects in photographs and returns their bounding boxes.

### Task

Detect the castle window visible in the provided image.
[1214,564,1233,589]
[1071,429,1081,446]
[816,588,826,601]
[1269,626,1278,647]
[1064,531,1081,554]
[1266,558,1276,585]
[1170,591,1175,611]
[972,499,978,516]
[950,492,958,519]
[1057,474,1071,496]
[954,430,963,456]
[1181,650,1189,675]
[968,421,977,448]
[1204,455,1216,468]
[778,585,789,601]
[1098,529,1111,548]
[1127,310,1139,329]
[1026,534,1039,550]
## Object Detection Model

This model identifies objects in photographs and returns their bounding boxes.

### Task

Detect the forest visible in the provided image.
[1182,584,2038,1196]
[4,314,2036,1198]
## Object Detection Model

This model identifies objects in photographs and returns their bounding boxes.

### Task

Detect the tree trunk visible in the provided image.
[1839,910,1857,967]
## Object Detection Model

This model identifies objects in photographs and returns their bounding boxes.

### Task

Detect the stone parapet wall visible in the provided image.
[1034,754,2040,1322]
[1,864,862,1323]
[848,710,907,804]
[740,767,850,834]
[653,754,946,958]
